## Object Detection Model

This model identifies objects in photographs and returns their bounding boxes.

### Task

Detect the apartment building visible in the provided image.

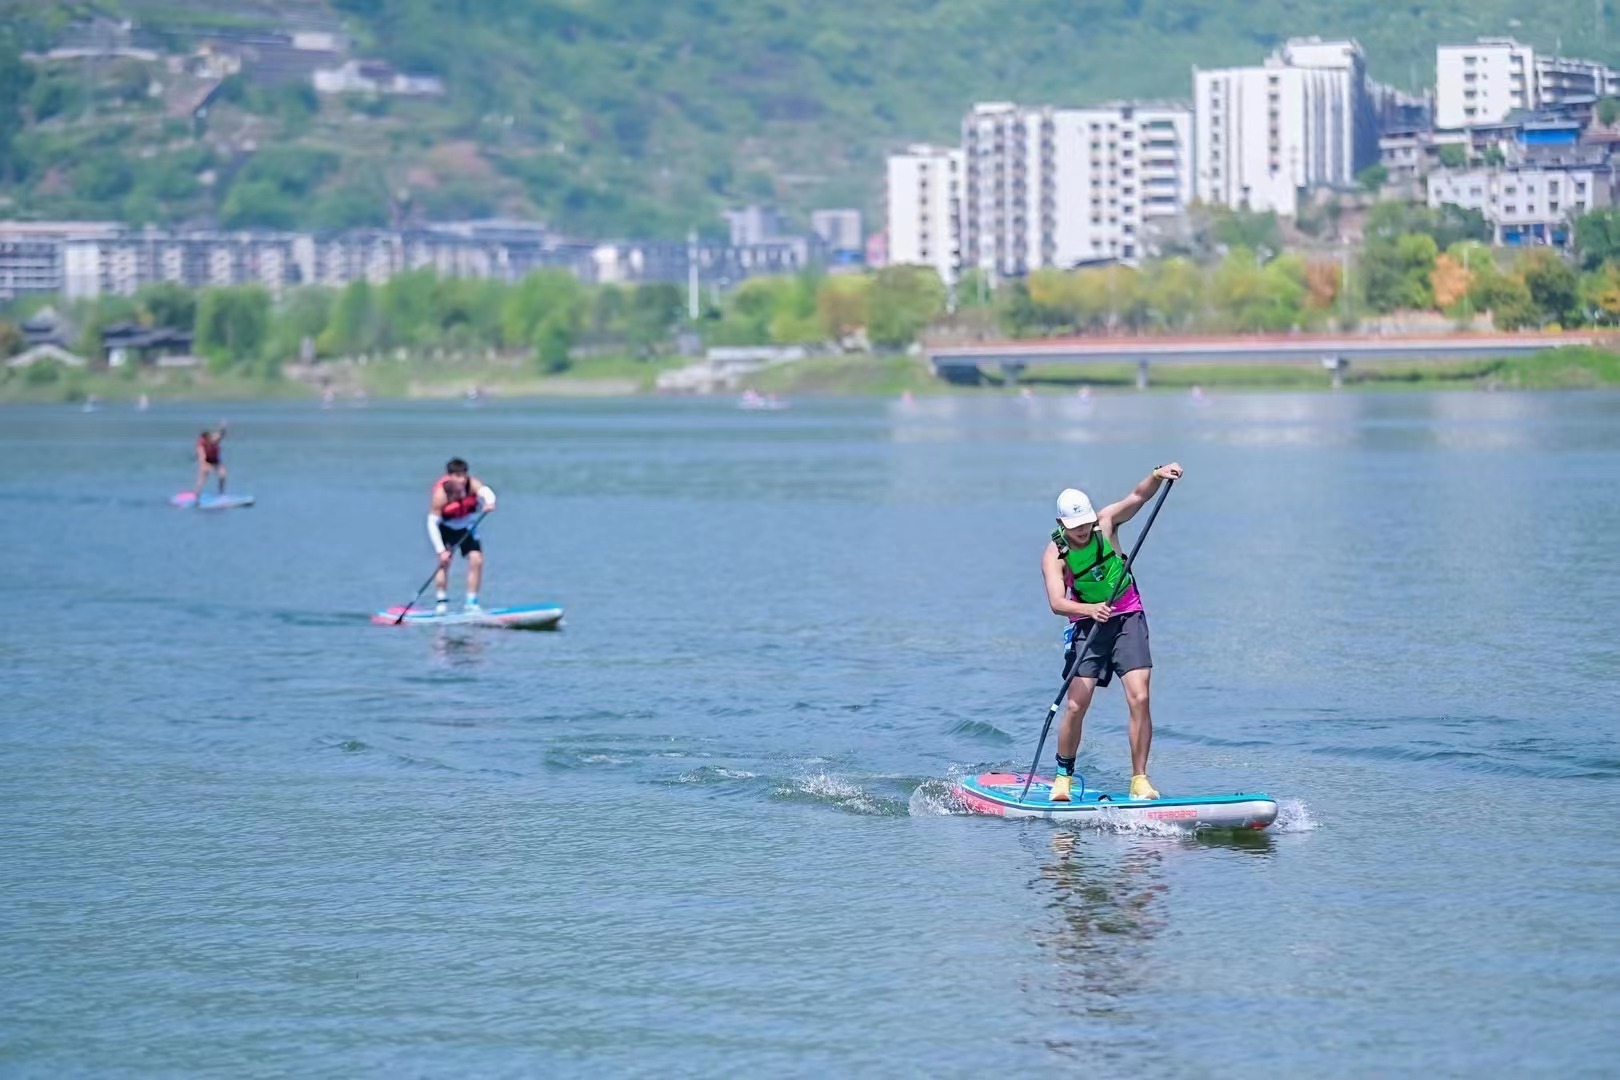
[1435,39,1537,129]
[61,230,305,298]
[1194,39,1371,216]
[959,101,1192,275]
[1427,158,1613,246]
[1437,39,1620,130]
[810,209,864,256]
[0,222,123,300]
[886,143,963,285]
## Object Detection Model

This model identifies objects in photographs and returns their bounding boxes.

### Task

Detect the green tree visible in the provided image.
[867,265,946,348]
[1574,209,1620,270]
[1357,164,1389,193]
[1437,143,1468,169]
[135,282,196,330]
[1599,98,1620,126]
[264,287,336,362]
[1468,264,1537,330]
[1211,208,1281,254]
[533,313,575,373]
[0,319,23,358]
[195,286,272,371]
[0,31,33,182]
[322,279,382,354]
[1145,257,1205,330]
[221,181,298,229]
[1361,232,1439,312]
[1209,248,1305,330]
[1517,249,1581,326]
[75,155,134,201]
[312,183,390,230]
[501,270,584,349]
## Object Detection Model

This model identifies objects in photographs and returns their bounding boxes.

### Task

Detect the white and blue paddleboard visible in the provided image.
[171,492,256,510]
[373,603,565,630]
[957,772,1277,830]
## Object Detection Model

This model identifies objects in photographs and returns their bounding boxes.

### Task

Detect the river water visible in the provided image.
[3,391,1618,1076]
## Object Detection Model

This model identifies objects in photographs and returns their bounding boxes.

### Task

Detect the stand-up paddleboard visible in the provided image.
[957,772,1277,830]
[372,603,564,630]
[170,492,256,510]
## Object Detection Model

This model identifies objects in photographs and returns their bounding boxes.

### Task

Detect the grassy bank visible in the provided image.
[8,345,1618,403]
[0,365,307,404]
[0,353,681,403]
[349,353,682,399]
[739,346,1620,395]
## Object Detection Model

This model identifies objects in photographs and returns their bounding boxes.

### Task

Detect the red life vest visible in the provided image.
[197,434,222,465]
[435,474,480,520]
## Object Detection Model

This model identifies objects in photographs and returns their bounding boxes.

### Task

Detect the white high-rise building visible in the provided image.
[1436,39,1537,129]
[885,144,962,285]
[959,101,1192,275]
[1194,39,1370,217]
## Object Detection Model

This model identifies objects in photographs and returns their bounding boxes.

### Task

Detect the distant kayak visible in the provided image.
[372,603,564,630]
[956,772,1277,830]
[170,492,256,510]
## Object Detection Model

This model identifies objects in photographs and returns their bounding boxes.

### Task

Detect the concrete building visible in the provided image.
[1436,39,1537,128]
[959,101,1192,275]
[1427,160,1612,246]
[723,206,783,247]
[1537,54,1620,106]
[589,236,822,287]
[0,222,122,301]
[810,209,863,256]
[1194,39,1371,216]
[1379,128,1470,188]
[61,229,304,298]
[885,143,962,284]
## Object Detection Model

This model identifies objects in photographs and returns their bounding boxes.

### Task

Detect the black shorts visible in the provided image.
[1063,610,1152,686]
[438,522,482,556]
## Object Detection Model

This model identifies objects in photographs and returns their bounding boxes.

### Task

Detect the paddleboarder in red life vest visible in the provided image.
[191,421,228,500]
[1041,463,1183,802]
[429,458,497,614]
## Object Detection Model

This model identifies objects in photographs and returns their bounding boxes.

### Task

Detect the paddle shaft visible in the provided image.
[1018,479,1174,801]
[394,511,487,625]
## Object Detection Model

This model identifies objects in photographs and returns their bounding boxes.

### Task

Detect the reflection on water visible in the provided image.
[430,628,490,667]
[1034,832,1168,1011]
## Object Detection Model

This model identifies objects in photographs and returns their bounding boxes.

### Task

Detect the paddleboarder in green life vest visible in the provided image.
[428,458,497,614]
[1041,463,1184,802]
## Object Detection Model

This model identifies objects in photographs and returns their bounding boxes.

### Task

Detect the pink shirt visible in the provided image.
[1063,567,1144,621]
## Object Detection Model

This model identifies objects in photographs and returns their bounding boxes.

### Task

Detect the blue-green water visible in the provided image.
[3,392,1618,1076]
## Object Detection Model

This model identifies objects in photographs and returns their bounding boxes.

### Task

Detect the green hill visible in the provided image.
[2,0,1615,237]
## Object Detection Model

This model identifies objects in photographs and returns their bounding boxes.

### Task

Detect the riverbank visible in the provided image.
[738,345,1620,394]
[5,345,1618,402]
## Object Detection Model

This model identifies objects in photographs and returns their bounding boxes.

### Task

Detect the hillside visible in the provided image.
[2,0,1616,237]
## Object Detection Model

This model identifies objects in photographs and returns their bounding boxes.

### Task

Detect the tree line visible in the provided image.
[8,204,1620,380]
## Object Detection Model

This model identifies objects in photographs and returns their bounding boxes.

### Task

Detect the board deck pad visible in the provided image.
[372,603,564,630]
[171,492,255,510]
[957,772,1277,829]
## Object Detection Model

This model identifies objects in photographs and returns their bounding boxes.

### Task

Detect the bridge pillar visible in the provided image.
[1321,355,1348,389]
[1136,358,1149,391]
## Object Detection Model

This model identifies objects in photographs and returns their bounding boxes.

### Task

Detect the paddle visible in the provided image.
[1018,479,1174,801]
[393,511,488,625]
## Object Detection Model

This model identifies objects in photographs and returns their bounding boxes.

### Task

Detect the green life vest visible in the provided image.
[1051,527,1132,604]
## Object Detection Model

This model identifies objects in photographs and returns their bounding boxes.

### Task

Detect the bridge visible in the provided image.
[924,332,1608,387]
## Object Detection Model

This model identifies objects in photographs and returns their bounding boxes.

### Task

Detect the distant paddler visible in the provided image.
[428,457,497,614]
[1040,463,1183,802]
[192,420,229,500]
